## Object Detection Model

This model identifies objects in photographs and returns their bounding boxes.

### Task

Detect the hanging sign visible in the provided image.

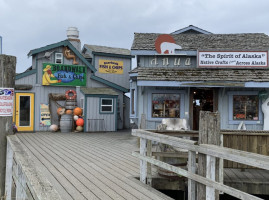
[42,63,86,86]
[99,60,124,74]
[198,51,268,68]
[0,88,14,116]
[40,103,51,126]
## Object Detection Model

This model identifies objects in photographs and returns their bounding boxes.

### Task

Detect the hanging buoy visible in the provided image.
[65,89,77,100]
[73,107,83,116]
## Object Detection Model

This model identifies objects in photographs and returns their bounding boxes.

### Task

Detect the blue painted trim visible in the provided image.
[228,91,263,125]
[15,69,37,80]
[131,50,197,56]
[99,98,114,114]
[28,40,96,73]
[130,82,137,118]
[0,36,2,54]
[245,82,269,88]
[171,25,212,35]
[83,97,87,132]
[147,89,186,122]
[115,97,118,130]
[90,75,129,93]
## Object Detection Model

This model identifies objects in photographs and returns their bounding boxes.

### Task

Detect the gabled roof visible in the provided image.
[84,44,131,56]
[131,33,269,51]
[28,40,96,72]
[171,25,212,35]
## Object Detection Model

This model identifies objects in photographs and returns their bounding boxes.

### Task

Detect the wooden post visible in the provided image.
[140,138,147,184]
[188,150,196,200]
[5,141,13,200]
[147,140,152,186]
[197,111,220,200]
[0,55,16,197]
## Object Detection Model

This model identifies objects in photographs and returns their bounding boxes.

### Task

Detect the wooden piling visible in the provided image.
[197,111,220,200]
[0,54,16,197]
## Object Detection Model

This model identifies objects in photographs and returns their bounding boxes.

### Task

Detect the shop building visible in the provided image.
[130,25,269,130]
[15,27,132,132]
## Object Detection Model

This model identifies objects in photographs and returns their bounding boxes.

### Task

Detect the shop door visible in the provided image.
[191,88,215,130]
[15,93,35,132]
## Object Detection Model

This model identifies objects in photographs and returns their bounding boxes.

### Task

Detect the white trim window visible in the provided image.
[55,53,63,64]
[100,98,113,113]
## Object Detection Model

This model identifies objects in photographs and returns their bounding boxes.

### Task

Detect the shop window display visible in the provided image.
[152,93,180,118]
[233,95,259,120]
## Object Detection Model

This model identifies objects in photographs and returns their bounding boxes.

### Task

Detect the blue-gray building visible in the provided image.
[130,25,269,130]
[14,27,132,132]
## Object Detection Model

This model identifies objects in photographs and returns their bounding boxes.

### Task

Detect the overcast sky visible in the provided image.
[1,0,269,73]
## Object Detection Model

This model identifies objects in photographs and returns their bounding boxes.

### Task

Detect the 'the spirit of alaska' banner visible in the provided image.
[99,60,124,74]
[42,63,86,86]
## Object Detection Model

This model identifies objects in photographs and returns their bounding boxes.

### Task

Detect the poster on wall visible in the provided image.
[99,60,124,74]
[42,63,86,86]
[0,88,14,116]
[40,104,51,126]
[198,51,268,68]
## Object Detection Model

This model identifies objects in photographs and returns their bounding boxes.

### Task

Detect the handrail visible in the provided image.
[5,135,61,200]
[132,129,269,200]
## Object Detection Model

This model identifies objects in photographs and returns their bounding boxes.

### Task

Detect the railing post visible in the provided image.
[198,111,220,200]
[188,150,196,200]
[206,155,216,199]
[5,141,13,200]
[140,138,147,184]
[147,140,152,186]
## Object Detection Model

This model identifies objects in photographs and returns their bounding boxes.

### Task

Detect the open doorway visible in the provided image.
[191,88,214,130]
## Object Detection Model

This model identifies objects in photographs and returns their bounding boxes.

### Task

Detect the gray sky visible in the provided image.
[1,0,269,73]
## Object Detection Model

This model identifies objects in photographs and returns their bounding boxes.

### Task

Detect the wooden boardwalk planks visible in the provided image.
[15,131,172,200]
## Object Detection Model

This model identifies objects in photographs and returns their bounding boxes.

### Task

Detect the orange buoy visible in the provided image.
[66,109,73,115]
[65,90,77,100]
[76,118,84,126]
[73,107,83,116]
[57,107,65,115]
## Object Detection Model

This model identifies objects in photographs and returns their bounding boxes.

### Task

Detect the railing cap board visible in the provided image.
[132,152,263,200]
[7,136,61,200]
[132,129,269,170]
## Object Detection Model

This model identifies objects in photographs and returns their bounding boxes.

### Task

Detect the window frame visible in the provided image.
[228,91,263,125]
[55,53,63,64]
[147,89,185,121]
[100,98,114,114]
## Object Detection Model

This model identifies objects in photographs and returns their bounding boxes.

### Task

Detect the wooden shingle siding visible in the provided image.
[131,33,269,50]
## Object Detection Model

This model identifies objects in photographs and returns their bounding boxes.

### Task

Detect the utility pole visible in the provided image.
[0,54,16,197]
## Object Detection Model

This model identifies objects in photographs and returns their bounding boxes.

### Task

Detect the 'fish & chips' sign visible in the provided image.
[42,63,86,86]
[99,60,124,74]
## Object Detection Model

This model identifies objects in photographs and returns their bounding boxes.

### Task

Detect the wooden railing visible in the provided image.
[4,136,61,200]
[132,112,269,200]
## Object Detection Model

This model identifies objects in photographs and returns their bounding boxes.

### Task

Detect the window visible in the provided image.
[100,98,113,113]
[55,53,63,64]
[152,93,180,118]
[233,95,259,120]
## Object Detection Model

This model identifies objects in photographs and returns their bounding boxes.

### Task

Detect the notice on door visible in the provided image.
[0,88,14,116]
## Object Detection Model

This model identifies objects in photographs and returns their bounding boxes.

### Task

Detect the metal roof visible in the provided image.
[80,87,118,96]
[84,44,131,55]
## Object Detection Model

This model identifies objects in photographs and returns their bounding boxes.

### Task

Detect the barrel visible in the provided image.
[65,99,77,110]
[60,114,73,133]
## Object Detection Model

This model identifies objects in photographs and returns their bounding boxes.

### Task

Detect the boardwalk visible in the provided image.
[9,130,269,200]
[14,131,172,200]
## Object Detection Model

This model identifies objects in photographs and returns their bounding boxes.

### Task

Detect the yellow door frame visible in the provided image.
[15,93,35,132]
